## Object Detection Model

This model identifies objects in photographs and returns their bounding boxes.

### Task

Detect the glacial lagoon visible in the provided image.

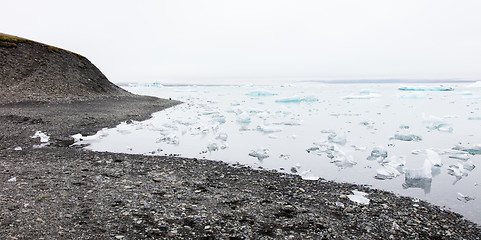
[74,82,481,224]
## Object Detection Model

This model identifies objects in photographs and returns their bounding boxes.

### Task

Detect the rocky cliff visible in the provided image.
[0,33,131,104]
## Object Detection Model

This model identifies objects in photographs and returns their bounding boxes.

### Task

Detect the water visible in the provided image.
[74,82,481,224]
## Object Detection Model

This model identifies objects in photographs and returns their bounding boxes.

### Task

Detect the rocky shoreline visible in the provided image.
[1,97,480,239]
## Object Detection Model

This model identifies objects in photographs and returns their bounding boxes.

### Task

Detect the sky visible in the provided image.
[2,0,481,84]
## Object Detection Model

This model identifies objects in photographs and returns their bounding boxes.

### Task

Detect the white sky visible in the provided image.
[2,1,481,84]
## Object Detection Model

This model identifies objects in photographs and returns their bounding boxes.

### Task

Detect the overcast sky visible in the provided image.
[2,1,481,84]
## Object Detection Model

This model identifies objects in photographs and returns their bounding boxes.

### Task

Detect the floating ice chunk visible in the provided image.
[300,170,319,180]
[448,154,470,161]
[328,133,347,146]
[375,165,401,180]
[422,114,453,132]
[380,156,406,173]
[220,143,229,150]
[31,131,50,143]
[211,114,226,124]
[275,96,319,103]
[457,193,476,203]
[360,121,375,128]
[347,190,370,205]
[399,125,410,129]
[273,119,302,126]
[447,163,468,179]
[468,117,481,120]
[215,132,228,141]
[248,149,269,161]
[398,85,454,91]
[245,90,277,97]
[236,113,251,124]
[391,133,422,142]
[279,154,290,160]
[367,147,388,161]
[207,143,218,152]
[156,134,179,145]
[14,147,22,151]
[426,149,443,167]
[405,159,433,180]
[331,155,357,168]
[452,144,481,155]
[7,177,17,182]
[256,124,283,134]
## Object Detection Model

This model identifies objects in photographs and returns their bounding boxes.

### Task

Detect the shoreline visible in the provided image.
[1,96,480,239]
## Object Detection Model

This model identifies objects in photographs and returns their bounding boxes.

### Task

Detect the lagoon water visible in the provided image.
[74,82,481,224]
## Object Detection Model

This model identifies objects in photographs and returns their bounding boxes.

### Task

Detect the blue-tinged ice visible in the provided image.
[452,144,481,155]
[245,89,277,97]
[422,114,453,132]
[398,92,426,99]
[398,85,454,91]
[236,113,251,124]
[468,117,481,120]
[391,133,422,142]
[347,190,370,205]
[328,132,347,146]
[275,96,319,103]
[248,149,269,161]
[367,147,388,161]
[215,132,228,141]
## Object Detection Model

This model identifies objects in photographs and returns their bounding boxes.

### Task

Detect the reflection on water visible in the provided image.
[74,82,481,224]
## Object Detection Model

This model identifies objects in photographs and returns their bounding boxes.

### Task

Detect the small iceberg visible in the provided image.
[398,85,454,91]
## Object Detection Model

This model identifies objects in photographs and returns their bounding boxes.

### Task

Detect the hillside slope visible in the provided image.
[0,33,130,104]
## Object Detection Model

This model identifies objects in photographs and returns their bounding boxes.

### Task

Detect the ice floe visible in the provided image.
[398,85,454,91]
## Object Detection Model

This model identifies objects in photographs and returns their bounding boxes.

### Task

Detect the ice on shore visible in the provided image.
[391,133,422,142]
[398,85,454,91]
[248,149,269,161]
[31,131,50,143]
[300,170,319,180]
[14,146,22,151]
[347,190,370,205]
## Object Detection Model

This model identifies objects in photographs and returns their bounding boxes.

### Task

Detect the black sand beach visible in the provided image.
[1,33,480,239]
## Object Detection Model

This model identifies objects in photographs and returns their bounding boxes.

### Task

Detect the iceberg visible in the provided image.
[398,85,454,91]
[391,133,422,142]
[248,149,269,161]
[347,190,370,205]
[404,158,433,180]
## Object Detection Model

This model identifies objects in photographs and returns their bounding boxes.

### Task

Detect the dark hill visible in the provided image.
[0,33,131,104]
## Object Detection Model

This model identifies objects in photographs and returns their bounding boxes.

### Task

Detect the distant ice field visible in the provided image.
[74,82,481,224]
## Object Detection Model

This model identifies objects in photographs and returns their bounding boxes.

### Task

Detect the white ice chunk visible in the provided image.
[248,149,269,161]
[422,114,453,132]
[300,170,319,181]
[256,124,283,134]
[398,92,426,99]
[236,113,251,124]
[405,159,433,180]
[31,131,50,143]
[347,190,370,205]
[380,156,406,173]
[215,132,228,141]
[343,93,380,100]
[331,155,357,168]
[391,133,422,142]
[447,163,468,179]
[375,165,401,180]
[328,132,347,146]
[367,147,388,161]
[156,134,179,145]
[14,147,22,151]
[457,193,476,203]
[207,143,218,152]
[426,149,443,167]
[467,81,481,88]
[7,177,17,182]
[398,85,454,91]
